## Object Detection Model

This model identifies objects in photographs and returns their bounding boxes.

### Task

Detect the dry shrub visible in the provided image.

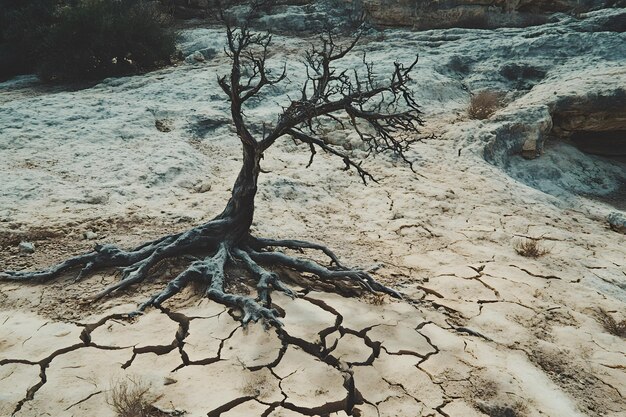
[514,239,550,258]
[107,376,156,417]
[364,292,386,305]
[468,91,505,119]
[240,371,269,398]
[596,308,626,338]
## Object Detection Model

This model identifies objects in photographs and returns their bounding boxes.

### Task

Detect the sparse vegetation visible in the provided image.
[39,0,176,82]
[0,0,60,80]
[365,292,387,305]
[468,90,505,119]
[107,376,156,417]
[596,308,626,338]
[514,239,550,258]
[0,0,176,82]
[240,371,268,398]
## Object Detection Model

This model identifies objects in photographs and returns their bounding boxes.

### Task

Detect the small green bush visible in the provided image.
[38,0,176,82]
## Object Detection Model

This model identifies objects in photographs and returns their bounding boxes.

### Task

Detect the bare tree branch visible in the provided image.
[287,128,376,184]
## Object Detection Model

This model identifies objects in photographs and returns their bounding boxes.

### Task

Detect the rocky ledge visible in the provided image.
[170,0,626,30]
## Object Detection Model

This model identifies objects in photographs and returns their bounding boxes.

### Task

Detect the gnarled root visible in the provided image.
[1,221,400,327]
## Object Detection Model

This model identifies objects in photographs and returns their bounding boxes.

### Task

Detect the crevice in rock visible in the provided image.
[568,130,626,157]
[184,325,240,367]
[381,377,422,404]
[206,396,256,417]
[508,265,562,280]
[340,327,381,367]
[302,295,344,325]
[415,285,445,298]
[260,402,278,417]
[134,343,178,355]
[345,373,362,415]
[415,329,440,367]
[381,345,425,359]
[88,343,128,351]
[435,400,453,417]
[471,275,501,298]
[248,333,288,372]
[430,301,461,315]
[453,327,494,342]
[384,190,394,212]
[79,313,134,341]
[0,358,38,366]
[281,398,348,416]
[477,299,538,314]
[396,223,440,238]
[121,352,136,369]
[11,343,85,415]
[64,390,103,411]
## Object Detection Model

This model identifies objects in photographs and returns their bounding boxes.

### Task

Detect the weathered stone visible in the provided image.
[83,230,98,240]
[169,0,622,30]
[607,212,626,234]
[18,241,35,253]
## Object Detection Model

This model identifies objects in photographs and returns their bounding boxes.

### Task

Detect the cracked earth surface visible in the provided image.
[1,178,625,417]
[2,132,626,417]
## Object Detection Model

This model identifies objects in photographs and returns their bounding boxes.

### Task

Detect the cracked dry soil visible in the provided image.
[1,133,626,417]
[1,212,625,417]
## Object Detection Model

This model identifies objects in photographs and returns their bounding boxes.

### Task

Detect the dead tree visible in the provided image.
[1,20,424,327]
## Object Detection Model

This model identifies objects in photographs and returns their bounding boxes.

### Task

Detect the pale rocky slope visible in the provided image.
[173,0,626,29]
[1,7,625,417]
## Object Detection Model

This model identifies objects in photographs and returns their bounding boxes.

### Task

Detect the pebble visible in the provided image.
[83,231,98,240]
[607,212,626,234]
[18,241,35,253]
[195,182,212,193]
[192,50,205,62]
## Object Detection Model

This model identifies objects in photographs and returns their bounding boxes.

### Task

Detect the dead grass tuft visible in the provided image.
[240,371,269,398]
[468,90,505,119]
[364,292,387,305]
[107,376,157,417]
[596,308,626,338]
[514,239,550,258]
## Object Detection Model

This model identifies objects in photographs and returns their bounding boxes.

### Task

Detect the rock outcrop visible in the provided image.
[551,89,626,156]
[167,0,626,30]
[361,0,625,29]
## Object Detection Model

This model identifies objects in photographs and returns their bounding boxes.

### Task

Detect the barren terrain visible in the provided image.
[1,9,625,417]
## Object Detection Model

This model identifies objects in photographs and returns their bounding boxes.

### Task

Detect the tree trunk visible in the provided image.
[216,143,261,244]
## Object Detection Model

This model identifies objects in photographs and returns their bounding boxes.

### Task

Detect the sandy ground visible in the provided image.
[1,10,625,417]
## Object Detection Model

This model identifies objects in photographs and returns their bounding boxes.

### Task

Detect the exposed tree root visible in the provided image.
[1,220,399,327]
